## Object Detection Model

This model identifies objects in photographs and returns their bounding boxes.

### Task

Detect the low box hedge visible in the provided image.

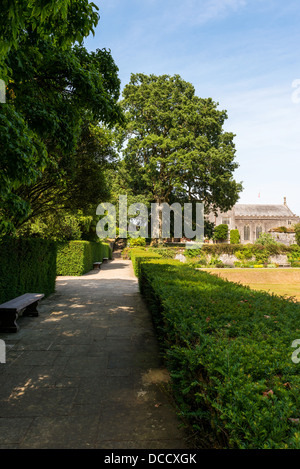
[0,238,57,303]
[56,240,112,276]
[138,259,300,449]
[129,248,162,277]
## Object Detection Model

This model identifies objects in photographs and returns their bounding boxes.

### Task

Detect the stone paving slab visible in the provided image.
[0,254,189,449]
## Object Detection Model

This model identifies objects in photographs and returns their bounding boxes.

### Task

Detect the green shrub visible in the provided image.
[294,224,300,246]
[128,237,146,247]
[138,259,300,449]
[213,224,228,242]
[184,248,202,258]
[255,233,278,246]
[148,247,177,258]
[230,229,240,244]
[287,245,300,266]
[0,238,57,303]
[56,240,111,276]
[235,248,253,261]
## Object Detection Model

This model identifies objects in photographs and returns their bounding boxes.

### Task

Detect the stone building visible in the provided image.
[207,197,300,244]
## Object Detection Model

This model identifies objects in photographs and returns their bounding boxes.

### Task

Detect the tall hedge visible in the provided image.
[0,238,57,303]
[56,240,112,276]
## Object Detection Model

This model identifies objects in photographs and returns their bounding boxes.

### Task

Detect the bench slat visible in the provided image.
[0,293,44,312]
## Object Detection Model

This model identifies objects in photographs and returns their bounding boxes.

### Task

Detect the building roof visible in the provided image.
[234,204,297,218]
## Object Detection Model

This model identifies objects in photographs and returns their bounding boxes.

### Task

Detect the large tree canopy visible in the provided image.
[0,0,99,62]
[119,73,242,214]
[0,2,123,236]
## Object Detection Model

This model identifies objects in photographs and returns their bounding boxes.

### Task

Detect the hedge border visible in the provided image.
[138,258,300,449]
[56,240,112,276]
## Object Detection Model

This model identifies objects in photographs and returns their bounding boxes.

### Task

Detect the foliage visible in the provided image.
[1,6,123,235]
[17,212,83,241]
[148,247,178,259]
[204,220,215,240]
[15,122,117,230]
[272,226,288,233]
[184,248,202,258]
[201,242,290,256]
[0,105,48,236]
[127,237,146,247]
[56,240,111,276]
[0,237,57,303]
[118,73,242,215]
[294,224,300,246]
[129,248,161,277]
[213,224,228,241]
[287,245,300,267]
[255,233,278,246]
[0,0,100,66]
[138,259,300,449]
[235,248,253,261]
[230,229,240,244]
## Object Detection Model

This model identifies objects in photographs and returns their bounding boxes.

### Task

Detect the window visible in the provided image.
[256,226,262,240]
[244,225,250,241]
[222,218,230,226]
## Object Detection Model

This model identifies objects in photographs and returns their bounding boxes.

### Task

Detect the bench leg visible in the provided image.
[0,310,19,333]
[23,301,39,317]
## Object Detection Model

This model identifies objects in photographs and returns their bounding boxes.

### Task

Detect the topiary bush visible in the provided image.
[213,224,228,242]
[230,229,240,244]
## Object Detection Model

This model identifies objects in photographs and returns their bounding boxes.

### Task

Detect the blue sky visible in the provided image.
[84,0,300,215]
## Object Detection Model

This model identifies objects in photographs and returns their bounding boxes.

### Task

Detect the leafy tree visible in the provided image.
[13,121,119,227]
[0,0,99,67]
[119,73,242,214]
[1,23,123,235]
[17,212,83,241]
[0,105,48,235]
[204,220,215,240]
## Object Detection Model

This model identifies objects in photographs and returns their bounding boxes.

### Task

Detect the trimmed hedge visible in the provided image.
[138,259,300,449]
[56,240,112,276]
[0,238,57,303]
[230,229,240,244]
[129,248,162,277]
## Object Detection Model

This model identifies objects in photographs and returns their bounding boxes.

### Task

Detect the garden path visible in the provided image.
[0,251,189,449]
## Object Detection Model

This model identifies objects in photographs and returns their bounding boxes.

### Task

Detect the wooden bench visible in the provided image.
[102,258,109,262]
[0,293,44,333]
[93,262,102,270]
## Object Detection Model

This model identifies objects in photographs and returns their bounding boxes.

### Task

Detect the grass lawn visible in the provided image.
[203,268,300,302]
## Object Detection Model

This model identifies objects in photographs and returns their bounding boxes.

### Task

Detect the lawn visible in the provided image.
[203,268,300,301]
